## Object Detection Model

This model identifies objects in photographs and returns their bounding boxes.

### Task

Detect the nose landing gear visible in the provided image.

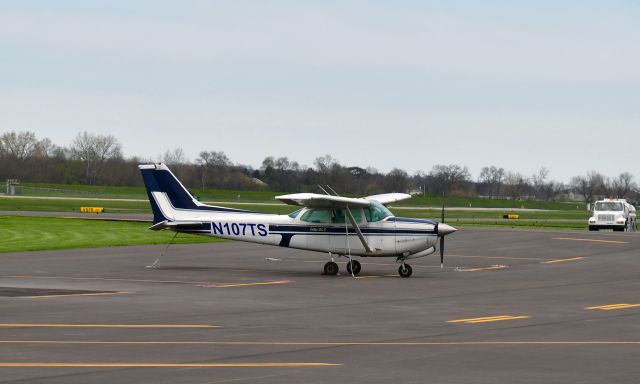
[398,263,413,278]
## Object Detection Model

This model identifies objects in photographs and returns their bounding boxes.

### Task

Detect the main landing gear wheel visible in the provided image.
[398,264,413,278]
[346,260,362,276]
[323,261,339,276]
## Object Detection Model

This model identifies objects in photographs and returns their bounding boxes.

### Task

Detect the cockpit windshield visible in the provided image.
[595,202,623,212]
[288,208,303,218]
[364,201,393,222]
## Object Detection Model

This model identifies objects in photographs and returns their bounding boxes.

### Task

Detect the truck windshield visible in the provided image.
[595,202,623,211]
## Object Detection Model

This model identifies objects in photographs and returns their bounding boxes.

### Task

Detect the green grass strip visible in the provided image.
[0,216,223,253]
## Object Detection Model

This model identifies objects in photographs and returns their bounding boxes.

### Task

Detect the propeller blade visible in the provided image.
[440,235,444,268]
[440,202,445,268]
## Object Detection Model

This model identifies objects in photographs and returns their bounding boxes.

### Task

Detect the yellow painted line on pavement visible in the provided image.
[553,237,628,244]
[1,275,291,288]
[586,304,640,311]
[448,254,545,261]
[0,275,215,285]
[448,315,530,324]
[542,257,584,264]
[0,362,340,368]
[455,265,507,272]
[0,324,219,329]
[22,292,130,299]
[2,340,638,346]
[205,280,291,288]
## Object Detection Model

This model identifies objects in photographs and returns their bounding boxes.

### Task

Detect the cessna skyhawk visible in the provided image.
[140,163,457,277]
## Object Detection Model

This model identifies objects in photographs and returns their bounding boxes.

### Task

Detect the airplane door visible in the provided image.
[329,207,370,255]
[365,221,385,254]
[364,203,396,256]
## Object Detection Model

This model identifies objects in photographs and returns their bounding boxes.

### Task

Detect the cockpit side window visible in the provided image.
[300,209,330,223]
[364,201,393,222]
[331,207,362,224]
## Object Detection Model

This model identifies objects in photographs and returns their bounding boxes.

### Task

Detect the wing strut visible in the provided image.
[345,206,372,254]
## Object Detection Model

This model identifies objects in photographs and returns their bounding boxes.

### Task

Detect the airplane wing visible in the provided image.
[365,193,412,206]
[275,193,370,208]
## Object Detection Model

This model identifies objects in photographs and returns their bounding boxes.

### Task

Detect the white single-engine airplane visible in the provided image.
[140,163,457,277]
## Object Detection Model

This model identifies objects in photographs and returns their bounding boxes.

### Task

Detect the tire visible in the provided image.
[323,261,339,275]
[346,260,361,275]
[398,264,413,278]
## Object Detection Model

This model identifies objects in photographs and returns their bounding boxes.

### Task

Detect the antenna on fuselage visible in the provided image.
[317,185,331,195]
[325,185,340,196]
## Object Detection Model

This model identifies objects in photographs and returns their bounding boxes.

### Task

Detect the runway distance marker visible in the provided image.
[586,304,640,311]
[0,324,219,328]
[448,315,530,324]
[552,237,628,244]
[0,362,340,368]
[542,257,584,264]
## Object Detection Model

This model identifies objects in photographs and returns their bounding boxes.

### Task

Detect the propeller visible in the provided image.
[437,203,457,269]
[440,203,445,268]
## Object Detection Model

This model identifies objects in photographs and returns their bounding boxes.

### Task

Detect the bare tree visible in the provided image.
[161,148,187,165]
[0,131,39,162]
[383,168,409,192]
[70,131,122,184]
[570,171,606,203]
[314,154,339,174]
[196,150,231,189]
[531,166,550,200]
[429,164,471,196]
[609,172,636,198]
[478,166,505,198]
[32,138,60,159]
[504,171,529,199]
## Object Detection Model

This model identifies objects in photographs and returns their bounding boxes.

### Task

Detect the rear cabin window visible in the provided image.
[300,209,330,223]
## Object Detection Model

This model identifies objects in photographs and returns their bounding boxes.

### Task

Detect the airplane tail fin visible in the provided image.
[139,163,196,224]
[139,163,253,225]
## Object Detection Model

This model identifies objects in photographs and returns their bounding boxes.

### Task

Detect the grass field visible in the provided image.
[0,182,595,253]
[16,182,587,210]
[0,216,222,253]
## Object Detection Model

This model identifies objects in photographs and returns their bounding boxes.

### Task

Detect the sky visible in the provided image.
[1,0,639,182]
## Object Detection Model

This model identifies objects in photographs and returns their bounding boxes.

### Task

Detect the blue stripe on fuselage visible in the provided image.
[268,224,436,236]
[386,217,438,225]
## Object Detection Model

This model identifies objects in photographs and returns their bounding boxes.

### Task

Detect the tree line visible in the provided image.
[1,131,637,202]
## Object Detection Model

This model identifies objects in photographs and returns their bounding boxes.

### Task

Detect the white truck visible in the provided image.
[588,198,637,232]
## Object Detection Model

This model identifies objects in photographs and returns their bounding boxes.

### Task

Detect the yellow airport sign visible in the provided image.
[80,207,104,214]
